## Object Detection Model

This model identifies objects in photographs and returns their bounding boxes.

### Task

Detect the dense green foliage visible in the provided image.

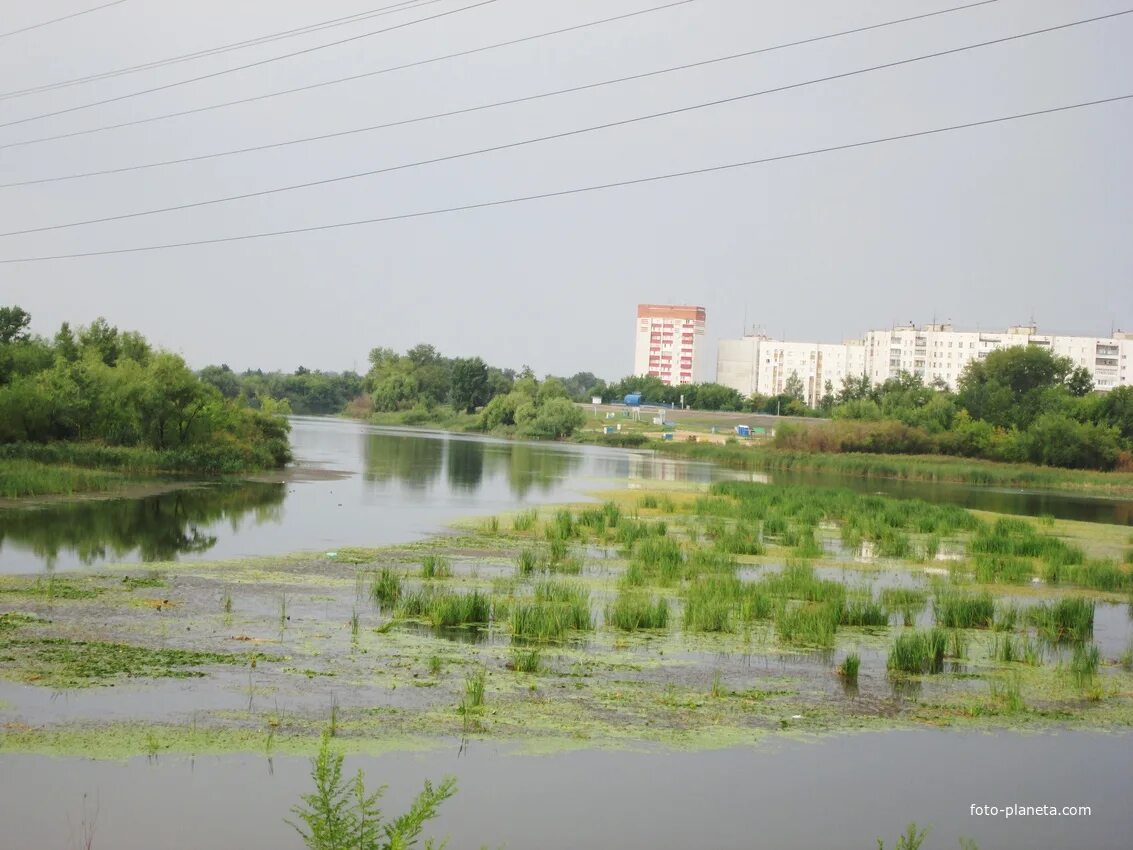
[0,307,290,474]
[199,365,364,416]
[777,348,1132,471]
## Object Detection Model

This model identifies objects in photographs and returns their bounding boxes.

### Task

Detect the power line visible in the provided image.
[0,0,700,151]
[0,0,500,131]
[0,0,1002,190]
[0,0,128,40]
[0,0,446,101]
[2,93,1127,265]
[3,9,1126,238]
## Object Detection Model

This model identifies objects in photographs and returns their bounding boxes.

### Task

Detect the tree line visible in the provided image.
[0,306,290,472]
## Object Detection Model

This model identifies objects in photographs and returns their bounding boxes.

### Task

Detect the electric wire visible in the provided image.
[0,0,128,40]
[0,0,1002,190]
[0,0,700,151]
[0,0,448,101]
[2,93,1127,265]
[0,0,500,130]
[2,9,1126,239]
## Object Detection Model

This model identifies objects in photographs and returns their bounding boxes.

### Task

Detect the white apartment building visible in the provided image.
[718,336,865,405]
[717,323,1132,402]
[633,304,708,386]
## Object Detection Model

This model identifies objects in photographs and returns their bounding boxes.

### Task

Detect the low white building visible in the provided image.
[717,324,1132,401]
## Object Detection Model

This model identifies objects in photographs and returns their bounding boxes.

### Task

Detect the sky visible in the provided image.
[1,0,1131,378]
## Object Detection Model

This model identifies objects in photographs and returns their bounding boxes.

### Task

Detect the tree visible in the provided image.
[79,317,121,366]
[199,364,242,399]
[783,371,805,403]
[449,357,489,413]
[139,353,214,449]
[53,322,79,363]
[1095,385,1133,442]
[692,383,744,411]
[957,347,1075,430]
[1066,366,1094,397]
[0,306,32,344]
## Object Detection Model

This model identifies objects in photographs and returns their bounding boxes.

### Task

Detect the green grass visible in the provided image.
[887,628,949,674]
[1045,559,1133,592]
[428,590,490,627]
[775,602,838,648]
[1027,597,1095,643]
[369,568,401,611]
[512,508,538,532]
[605,592,670,631]
[421,555,452,579]
[933,591,995,629]
[973,554,1034,585]
[516,549,538,576]
[462,667,487,711]
[632,536,685,584]
[760,561,845,604]
[0,459,134,498]
[509,648,542,674]
[682,575,772,633]
[838,652,860,684]
[837,595,888,627]
[1068,643,1100,690]
[510,581,593,641]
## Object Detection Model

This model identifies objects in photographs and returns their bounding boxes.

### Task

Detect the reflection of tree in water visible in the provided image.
[0,483,285,567]
[446,438,484,491]
[506,444,581,499]
[363,433,444,490]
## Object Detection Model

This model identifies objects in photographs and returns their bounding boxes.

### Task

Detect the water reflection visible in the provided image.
[0,483,285,568]
[361,433,583,498]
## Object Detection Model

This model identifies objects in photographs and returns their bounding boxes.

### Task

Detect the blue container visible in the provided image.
[662,432,674,441]
[624,394,642,406]
[734,425,751,437]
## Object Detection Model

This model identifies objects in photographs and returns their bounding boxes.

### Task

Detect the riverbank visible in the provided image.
[0,438,292,499]
[649,441,1133,497]
[1,481,1130,759]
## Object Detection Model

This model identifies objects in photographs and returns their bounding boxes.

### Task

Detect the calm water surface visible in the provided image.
[2,417,1129,574]
[2,731,1130,850]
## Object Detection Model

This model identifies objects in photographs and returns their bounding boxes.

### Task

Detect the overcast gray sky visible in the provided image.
[1,0,1130,377]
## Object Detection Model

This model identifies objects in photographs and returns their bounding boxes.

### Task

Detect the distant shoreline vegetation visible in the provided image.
[0,306,291,497]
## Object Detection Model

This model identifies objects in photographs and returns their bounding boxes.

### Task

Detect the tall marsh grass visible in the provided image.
[605,592,670,631]
[888,628,948,674]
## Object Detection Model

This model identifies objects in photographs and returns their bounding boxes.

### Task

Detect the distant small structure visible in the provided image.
[624,393,642,406]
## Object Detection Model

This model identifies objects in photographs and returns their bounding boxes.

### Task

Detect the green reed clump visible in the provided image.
[875,528,911,559]
[421,555,452,579]
[776,601,838,648]
[549,553,584,575]
[511,582,593,640]
[578,502,620,533]
[713,522,766,556]
[685,548,737,580]
[949,628,968,660]
[1028,597,1094,643]
[605,592,670,631]
[989,674,1026,713]
[509,647,541,674]
[548,538,568,564]
[880,588,928,627]
[547,510,577,541]
[683,575,746,633]
[1068,642,1100,690]
[633,536,684,585]
[483,515,500,533]
[761,561,845,604]
[933,590,995,629]
[792,530,824,559]
[838,594,888,627]
[923,535,940,560]
[761,513,788,537]
[512,508,538,532]
[394,586,435,619]
[974,554,1034,585]
[615,518,666,547]
[638,494,660,509]
[429,590,490,627]
[462,667,486,711]
[619,562,646,588]
[1047,559,1133,592]
[993,602,1021,632]
[887,628,948,674]
[838,652,860,684]
[516,549,538,576]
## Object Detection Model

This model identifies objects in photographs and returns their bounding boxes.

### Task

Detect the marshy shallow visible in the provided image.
[1,421,1132,849]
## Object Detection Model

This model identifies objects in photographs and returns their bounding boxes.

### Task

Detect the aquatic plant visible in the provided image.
[933,591,994,629]
[510,582,592,641]
[761,560,845,604]
[683,575,772,633]
[483,515,500,533]
[710,670,724,698]
[1027,597,1094,643]
[462,667,486,711]
[288,732,455,850]
[838,595,888,627]
[775,601,839,648]
[605,592,669,631]
[421,554,452,579]
[989,674,1026,713]
[973,554,1034,585]
[512,508,538,532]
[428,654,443,676]
[369,568,401,611]
[838,652,860,685]
[1068,642,1101,691]
[992,602,1020,632]
[350,609,360,643]
[516,549,538,576]
[429,591,490,628]
[509,648,541,673]
[876,822,928,850]
[887,629,948,674]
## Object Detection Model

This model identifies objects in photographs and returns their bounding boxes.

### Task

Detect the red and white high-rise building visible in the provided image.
[633,304,707,386]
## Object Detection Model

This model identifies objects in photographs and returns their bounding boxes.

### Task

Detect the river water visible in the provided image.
[1,416,1129,574]
[1,417,1130,849]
